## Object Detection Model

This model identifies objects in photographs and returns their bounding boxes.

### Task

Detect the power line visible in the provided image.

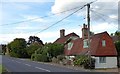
[34,5,87,35]
[91,9,119,21]
[0,5,84,26]
[34,0,98,35]
[1,0,97,26]
[90,9,118,29]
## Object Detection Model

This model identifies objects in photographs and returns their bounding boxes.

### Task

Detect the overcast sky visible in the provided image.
[0,0,119,44]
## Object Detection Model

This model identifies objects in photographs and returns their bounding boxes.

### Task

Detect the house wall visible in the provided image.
[92,56,117,68]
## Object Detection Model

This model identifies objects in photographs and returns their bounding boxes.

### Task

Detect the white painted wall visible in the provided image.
[92,56,117,68]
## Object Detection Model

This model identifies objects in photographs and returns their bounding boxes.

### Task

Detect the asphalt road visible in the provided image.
[2,55,119,74]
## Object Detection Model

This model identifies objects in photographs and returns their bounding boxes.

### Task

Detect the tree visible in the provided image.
[2,44,6,55]
[115,31,120,36]
[8,38,28,58]
[27,36,44,45]
[26,42,43,58]
[33,43,64,62]
[44,43,64,58]
[115,41,120,56]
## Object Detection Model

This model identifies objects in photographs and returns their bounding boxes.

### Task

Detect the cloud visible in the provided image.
[15,23,34,30]
[1,0,54,2]
[91,23,118,33]
[51,0,118,24]
[22,15,46,23]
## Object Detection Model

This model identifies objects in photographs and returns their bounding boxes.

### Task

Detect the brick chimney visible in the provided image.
[60,29,65,38]
[82,23,88,39]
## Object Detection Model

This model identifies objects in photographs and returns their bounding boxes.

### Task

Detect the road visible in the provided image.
[2,55,119,74]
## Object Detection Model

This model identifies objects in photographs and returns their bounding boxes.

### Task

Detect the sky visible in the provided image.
[0,0,119,44]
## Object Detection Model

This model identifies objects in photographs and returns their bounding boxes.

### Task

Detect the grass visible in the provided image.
[0,64,2,73]
[0,64,7,74]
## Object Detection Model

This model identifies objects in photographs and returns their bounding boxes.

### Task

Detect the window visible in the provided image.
[68,42,73,50]
[83,39,88,48]
[102,40,106,47]
[99,57,106,63]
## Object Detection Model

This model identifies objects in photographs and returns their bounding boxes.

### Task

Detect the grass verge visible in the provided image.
[0,64,7,74]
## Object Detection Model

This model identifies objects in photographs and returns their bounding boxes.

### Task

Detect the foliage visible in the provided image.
[1,44,6,55]
[74,55,95,69]
[115,41,120,56]
[31,43,64,62]
[26,42,43,58]
[115,31,120,36]
[46,43,64,58]
[31,53,49,62]
[8,38,28,58]
[27,36,44,45]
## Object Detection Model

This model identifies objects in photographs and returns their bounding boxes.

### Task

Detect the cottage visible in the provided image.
[54,24,118,69]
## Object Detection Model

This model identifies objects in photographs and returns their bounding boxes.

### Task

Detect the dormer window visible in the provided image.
[102,40,106,47]
[83,39,88,48]
[68,42,73,50]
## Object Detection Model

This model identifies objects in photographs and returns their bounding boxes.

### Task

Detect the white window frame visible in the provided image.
[83,39,88,48]
[102,40,106,47]
[99,57,106,63]
[68,42,73,50]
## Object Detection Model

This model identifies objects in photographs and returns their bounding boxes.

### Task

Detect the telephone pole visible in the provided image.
[87,3,91,67]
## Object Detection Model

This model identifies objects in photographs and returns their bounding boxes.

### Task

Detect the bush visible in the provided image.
[73,55,95,69]
[74,55,88,66]
[10,51,20,58]
[31,53,49,62]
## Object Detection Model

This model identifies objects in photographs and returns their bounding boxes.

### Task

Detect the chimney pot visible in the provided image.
[82,23,88,39]
[60,29,65,38]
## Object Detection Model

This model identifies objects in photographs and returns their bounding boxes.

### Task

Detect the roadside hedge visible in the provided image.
[31,53,49,62]
[74,55,95,69]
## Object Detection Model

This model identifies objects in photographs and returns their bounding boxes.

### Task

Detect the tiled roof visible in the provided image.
[54,32,79,44]
[54,31,117,56]
[64,32,117,56]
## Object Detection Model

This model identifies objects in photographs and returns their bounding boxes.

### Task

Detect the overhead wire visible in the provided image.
[1,0,97,26]
[90,9,118,29]
[34,5,87,35]
[0,5,84,26]
[34,0,98,35]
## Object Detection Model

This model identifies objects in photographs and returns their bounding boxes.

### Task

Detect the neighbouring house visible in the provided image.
[54,24,118,69]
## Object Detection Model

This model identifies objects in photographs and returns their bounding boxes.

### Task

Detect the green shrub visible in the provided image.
[73,55,95,69]
[74,55,88,66]
[9,51,20,58]
[31,53,49,62]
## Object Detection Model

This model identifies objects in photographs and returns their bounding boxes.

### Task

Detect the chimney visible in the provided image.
[82,23,88,39]
[60,29,65,38]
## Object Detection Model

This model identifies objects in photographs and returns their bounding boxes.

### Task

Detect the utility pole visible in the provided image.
[87,3,91,67]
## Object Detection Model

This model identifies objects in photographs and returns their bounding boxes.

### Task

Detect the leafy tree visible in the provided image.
[26,42,43,58]
[2,44,6,55]
[44,43,64,58]
[27,36,44,45]
[115,31,120,36]
[115,41,120,56]
[32,43,64,62]
[8,38,28,58]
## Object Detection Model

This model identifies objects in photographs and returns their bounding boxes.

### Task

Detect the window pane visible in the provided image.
[99,57,106,63]
[83,39,88,48]
[102,40,106,47]
[68,43,73,50]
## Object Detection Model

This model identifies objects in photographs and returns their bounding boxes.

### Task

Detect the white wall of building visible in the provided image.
[92,56,117,68]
